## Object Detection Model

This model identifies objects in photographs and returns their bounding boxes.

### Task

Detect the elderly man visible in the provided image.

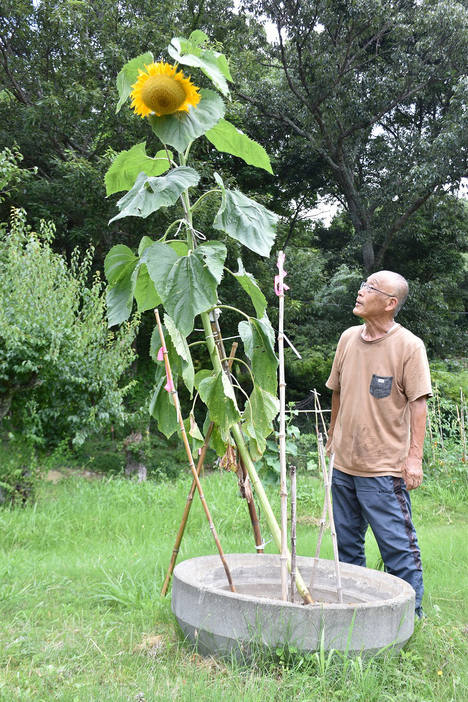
[326,270,432,618]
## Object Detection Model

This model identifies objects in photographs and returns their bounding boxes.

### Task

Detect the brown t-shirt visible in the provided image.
[326,324,432,478]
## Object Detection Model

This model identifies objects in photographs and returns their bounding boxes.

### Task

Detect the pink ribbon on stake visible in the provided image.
[157,346,175,393]
[164,378,175,393]
[274,251,290,296]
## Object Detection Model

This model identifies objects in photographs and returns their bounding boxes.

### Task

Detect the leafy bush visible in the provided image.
[0,208,137,446]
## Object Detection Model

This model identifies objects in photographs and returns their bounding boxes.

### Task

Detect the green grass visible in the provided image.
[0,471,467,701]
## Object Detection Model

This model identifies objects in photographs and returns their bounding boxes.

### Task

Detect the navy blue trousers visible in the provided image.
[331,468,424,612]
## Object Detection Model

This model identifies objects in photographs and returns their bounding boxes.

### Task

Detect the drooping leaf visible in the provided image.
[145,241,179,298]
[104,244,138,285]
[146,243,219,337]
[238,316,278,395]
[109,167,200,223]
[231,259,267,318]
[149,366,179,438]
[206,119,273,173]
[213,174,278,257]
[164,252,219,336]
[104,245,138,326]
[107,276,135,327]
[243,385,279,460]
[132,263,161,313]
[164,313,194,395]
[148,89,225,152]
[194,241,227,284]
[116,52,153,113]
[182,412,205,457]
[203,414,227,457]
[168,38,232,96]
[105,143,172,196]
[196,371,241,434]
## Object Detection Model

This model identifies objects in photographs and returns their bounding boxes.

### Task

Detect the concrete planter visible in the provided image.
[171,553,415,658]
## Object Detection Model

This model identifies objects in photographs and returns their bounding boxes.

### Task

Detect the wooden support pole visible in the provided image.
[209,313,264,553]
[277,251,288,601]
[290,465,297,603]
[155,309,236,593]
[160,422,214,597]
[318,436,343,604]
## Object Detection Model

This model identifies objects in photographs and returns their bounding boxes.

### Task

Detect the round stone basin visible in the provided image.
[171,553,415,658]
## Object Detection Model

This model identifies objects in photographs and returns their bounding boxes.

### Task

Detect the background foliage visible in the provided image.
[0,0,467,458]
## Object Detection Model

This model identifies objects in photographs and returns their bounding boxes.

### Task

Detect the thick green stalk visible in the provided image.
[200,311,313,604]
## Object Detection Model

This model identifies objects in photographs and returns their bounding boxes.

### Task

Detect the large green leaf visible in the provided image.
[104,244,138,285]
[109,167,200,223]
[149,366,179,438]
[168,36,232,96]
[132,263,161,313]
[238,316,278,395]
[243,385,280,460]
[164,314,194,396]
[195,241,227,284]
[106,276,135,327]
[164,252,219,336]
[144,241,179,298]
[105,143,172,196]
[231,259,267,318]
[196,370,241,434]
[116,52,153,113]
[213,174,278,257]
[206,119,273,174]
[145,242,219,336]
[148,89,225,152]
[104,245,138,326]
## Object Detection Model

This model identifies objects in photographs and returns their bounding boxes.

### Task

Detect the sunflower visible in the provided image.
[130,62,201,118]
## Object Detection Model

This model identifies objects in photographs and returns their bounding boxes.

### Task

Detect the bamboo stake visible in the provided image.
[200,311,314,604]
[313,389,329,440]
[318,435,343,604]
[309,450,334,593]
[277,251,288,601]
[154,309,236,593]
[290,465,297,604]
[458,388,466,463]
[161,342,241,596]
[209,314,264,552]
[161,422,215,596]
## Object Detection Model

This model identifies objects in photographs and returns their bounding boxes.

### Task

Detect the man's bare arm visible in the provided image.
[401,395,428,490]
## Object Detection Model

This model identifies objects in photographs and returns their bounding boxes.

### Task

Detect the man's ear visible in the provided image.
[386,297,398,313]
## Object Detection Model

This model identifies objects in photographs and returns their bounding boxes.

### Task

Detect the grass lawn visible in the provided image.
[0,471,467,701]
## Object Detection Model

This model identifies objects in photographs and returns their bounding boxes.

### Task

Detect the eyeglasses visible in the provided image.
[359,282,396,298]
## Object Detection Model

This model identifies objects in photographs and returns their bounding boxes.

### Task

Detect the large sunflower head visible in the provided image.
[130,61,201,118]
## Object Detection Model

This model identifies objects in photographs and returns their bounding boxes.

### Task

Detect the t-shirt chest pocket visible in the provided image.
[369,374,393,399]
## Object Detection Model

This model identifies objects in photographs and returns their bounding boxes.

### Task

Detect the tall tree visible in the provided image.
[239,0,468,271]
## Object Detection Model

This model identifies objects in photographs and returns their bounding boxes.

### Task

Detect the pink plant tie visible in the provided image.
[164,378,175,393]
[274,252,289,296]
[157,346,167,362]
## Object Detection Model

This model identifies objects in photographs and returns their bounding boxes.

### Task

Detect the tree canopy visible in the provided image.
[240,0,468,271]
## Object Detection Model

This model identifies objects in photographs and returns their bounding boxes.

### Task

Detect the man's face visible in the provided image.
[353,275,396,320]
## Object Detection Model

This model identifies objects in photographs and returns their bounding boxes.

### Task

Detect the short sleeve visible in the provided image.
[402,344,432,402]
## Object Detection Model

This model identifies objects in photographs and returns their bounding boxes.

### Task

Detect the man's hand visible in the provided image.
[401,457,423,490]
